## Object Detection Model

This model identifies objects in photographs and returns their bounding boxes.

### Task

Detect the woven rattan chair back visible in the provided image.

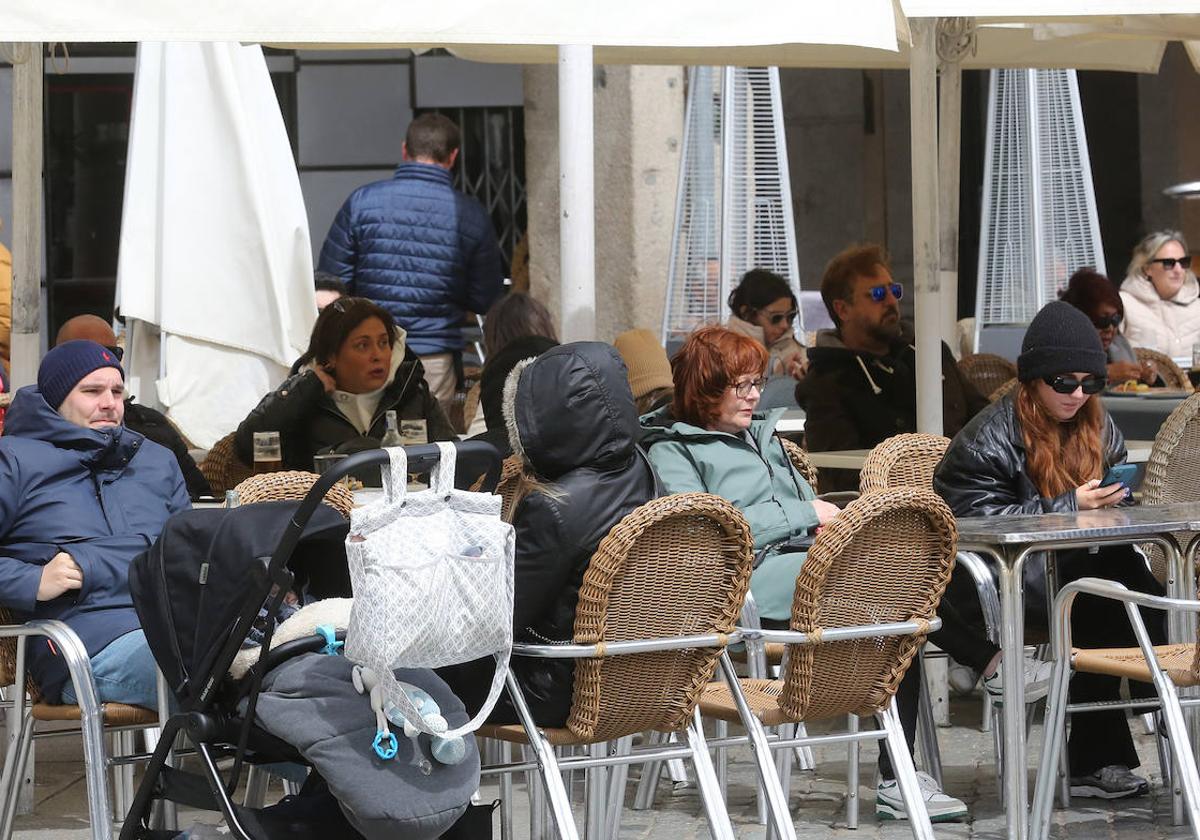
[1140,393,1200,583]
[565,492,753,743]
[858,433,950,493]
[232,470,355,519]
[1135,347,1191,391]
[989,377,1019,402]
[780,488,956,721]
[199,432,253,497]
[495,455,524,521]
[959,353,1017,402]
[0,606,41,699]
[779,438,819,493]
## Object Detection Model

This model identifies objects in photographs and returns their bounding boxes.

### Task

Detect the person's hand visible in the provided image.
[811,498,842,525]
[1106,360,1142,384]
[311,364,336,393]
[1139,360,1158,385]
[1075,479,1128,510]
[787,357,808,379]
[37,552,83,601]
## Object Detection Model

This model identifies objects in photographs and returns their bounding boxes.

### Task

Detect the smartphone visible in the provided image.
[1100,463,1137,488]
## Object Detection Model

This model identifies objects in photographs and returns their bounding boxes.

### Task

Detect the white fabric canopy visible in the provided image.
[115,42,314,449]
[2,0,904,52]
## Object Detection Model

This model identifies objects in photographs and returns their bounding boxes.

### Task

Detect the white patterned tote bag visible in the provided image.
[344,442,515,738]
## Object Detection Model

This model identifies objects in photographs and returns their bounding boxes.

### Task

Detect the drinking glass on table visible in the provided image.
[252,431,282,475]
[1191,344,1200,389]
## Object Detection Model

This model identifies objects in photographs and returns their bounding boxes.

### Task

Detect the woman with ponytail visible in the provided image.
[935,300,1165,800]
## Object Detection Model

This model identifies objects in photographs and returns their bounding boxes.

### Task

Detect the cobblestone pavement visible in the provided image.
[8,696,1194,838]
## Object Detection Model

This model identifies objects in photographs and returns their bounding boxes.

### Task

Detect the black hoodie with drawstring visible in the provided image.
[793,322,988,491]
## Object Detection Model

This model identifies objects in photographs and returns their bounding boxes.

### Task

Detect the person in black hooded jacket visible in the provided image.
[440,341,657,725]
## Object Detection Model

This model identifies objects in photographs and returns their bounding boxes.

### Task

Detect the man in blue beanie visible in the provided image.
[0,340,189,708]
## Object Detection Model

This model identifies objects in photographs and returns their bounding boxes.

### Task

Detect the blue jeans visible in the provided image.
[61,629,161,711]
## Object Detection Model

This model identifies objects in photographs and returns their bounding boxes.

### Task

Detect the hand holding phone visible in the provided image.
[1100,463,1137,488]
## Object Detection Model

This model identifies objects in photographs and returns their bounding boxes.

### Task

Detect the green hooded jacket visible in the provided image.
[640,406,819,620]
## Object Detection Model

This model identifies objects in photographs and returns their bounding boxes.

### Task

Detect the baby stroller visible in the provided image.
[120,442,501,840]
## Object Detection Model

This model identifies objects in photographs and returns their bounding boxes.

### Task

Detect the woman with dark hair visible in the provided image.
[471,292,560,456]
[235,296,455,471]
[1059,268,1155,386]
[935,300,1166,800]
[725,269,807,379]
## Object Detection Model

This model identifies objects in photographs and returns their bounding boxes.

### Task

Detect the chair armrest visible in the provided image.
[0,619,102,709]
[511,631,743,660]
[1054,577,1200,616]
[745,616,943,647]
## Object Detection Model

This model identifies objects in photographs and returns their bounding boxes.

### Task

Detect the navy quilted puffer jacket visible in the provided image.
[317,162,504,355]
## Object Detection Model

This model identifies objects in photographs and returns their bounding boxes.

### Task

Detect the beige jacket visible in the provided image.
[724,315,807,377]
[1119,273,1200,359]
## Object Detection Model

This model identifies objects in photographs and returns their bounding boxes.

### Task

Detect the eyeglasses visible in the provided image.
[868,282,904,303]
[731,377,767,398]
[1149,256,1192,270]
[764,309,798,326]
[1091,313,1122,330]
[1043,374,1107,395]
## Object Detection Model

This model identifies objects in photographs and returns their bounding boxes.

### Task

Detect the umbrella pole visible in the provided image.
[11,42,43,388]
[558,44,596,342]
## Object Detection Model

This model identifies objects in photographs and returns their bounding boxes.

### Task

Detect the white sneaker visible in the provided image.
[982,656,1054,703]
[876,771,968,822]
[947,661,979,695]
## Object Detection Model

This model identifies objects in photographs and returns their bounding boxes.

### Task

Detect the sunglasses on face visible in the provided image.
[1091,313,1122,330]
[1149,256,1192,270]
[1043,374,1107,395]
[764,309,798,326]
[867,282,904,303]
[731,377,767,399]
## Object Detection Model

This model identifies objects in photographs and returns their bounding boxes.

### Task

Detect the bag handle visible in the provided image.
[427,441,458,499]
[373,648,510,740]
[379,445,410,504]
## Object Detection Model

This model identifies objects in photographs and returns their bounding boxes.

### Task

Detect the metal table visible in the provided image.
[956,503,1200,840]
[1102,393,1188,441]
[806,449,870,470]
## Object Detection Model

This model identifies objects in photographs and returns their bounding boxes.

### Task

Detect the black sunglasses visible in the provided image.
[1091,313,1122,330]
[868,282,904,303]
[1043,374,1106,395]
[1149,256,1192,271]
[764,309,798,326]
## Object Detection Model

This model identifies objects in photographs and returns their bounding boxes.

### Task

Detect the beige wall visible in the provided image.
[523,64,683,342]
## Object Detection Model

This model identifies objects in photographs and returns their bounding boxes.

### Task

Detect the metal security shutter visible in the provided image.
[662,66,800,344]
[975,69,1104,336]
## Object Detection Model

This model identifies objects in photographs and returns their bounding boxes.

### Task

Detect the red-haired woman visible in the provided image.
[936,300,1165,800]
[1059,267,1156,386]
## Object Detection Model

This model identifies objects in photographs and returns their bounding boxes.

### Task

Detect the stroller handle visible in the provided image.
[266,441,503,581]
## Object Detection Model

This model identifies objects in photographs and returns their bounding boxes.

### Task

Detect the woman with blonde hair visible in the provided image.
[1119,229,1200,358]
[936,301,1165,800]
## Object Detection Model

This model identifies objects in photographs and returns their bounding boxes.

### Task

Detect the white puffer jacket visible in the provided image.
[1119,273,1200,359]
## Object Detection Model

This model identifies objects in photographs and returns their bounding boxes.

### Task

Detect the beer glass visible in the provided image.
[252,431,283,474]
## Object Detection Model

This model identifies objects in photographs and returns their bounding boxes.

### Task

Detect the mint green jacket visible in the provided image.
[639,407,820,551]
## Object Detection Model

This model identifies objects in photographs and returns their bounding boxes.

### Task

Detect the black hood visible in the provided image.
[505,341,638,480]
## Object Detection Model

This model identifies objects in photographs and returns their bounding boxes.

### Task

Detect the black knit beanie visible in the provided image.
[1017,301,1107,382]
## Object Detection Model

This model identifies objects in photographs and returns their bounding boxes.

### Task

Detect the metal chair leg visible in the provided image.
[0,715,34,840]
[916,663,943,787]
[243,766,269,808]
[631,732,665,810]
[714,721,729,795]
[603,736,634,840]
[499,741,514,840]
[112,731,135,820]
[792,722,815,771]
[1029,657,1072,840]
[683,708,735,840]
[846,714,860,829]
[528,745,550,840]
[877,703,935,840]
[584,742,608,839]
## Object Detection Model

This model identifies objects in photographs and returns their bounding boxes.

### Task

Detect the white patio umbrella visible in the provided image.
[114,41,316,449]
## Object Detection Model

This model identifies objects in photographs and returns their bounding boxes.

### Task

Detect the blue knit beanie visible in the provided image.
[38,340,124,411]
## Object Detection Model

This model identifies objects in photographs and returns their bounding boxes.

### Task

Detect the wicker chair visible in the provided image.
[779,437,819,493]
[494,454,524,521]
[989,377,1019,402]
[0,607,160,838]
[699,488,958,839]
[959,354,1017,402]
[859,433,950,494]
[232,470,355,520]
[477,492,757,840]
[1135,346,1191,391]
[1139,393,1200,583]
[198,432,253,497]
[1031,578,1200,839]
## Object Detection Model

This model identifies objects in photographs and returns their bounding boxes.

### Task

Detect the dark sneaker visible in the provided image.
[1069,765,1150,799]
[876,771,968,822]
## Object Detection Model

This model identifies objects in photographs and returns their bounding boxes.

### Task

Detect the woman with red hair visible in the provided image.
[640,325,840,621]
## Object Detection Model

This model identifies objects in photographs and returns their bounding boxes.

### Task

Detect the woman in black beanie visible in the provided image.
[935,300,1165,800]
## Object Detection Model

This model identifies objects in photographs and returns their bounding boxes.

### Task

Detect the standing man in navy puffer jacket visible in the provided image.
[318,113,505,413]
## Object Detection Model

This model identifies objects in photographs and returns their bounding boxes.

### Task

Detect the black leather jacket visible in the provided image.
[934,393,1127,519]
[506,342,657,726]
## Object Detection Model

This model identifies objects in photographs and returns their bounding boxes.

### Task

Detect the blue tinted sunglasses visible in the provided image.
[868,282,904,303]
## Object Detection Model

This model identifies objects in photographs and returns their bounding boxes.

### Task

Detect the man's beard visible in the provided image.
[868,310,903,344]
